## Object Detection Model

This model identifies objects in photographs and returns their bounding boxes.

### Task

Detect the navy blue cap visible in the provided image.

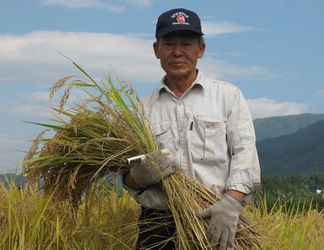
[155,8,204,38]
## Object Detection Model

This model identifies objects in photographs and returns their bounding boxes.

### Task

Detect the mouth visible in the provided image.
[169,62,186,66]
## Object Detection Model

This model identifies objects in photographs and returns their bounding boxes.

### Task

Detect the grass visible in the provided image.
[248,197,324,250]
[0,181,139,250]
[0,182,323,249]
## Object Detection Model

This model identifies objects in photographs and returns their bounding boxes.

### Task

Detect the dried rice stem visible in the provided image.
[163,173,261,250]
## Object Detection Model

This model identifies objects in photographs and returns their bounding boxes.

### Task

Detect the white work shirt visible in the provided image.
[135,72,261,209]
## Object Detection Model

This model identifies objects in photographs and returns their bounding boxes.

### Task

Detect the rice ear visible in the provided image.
[49,76,74,99]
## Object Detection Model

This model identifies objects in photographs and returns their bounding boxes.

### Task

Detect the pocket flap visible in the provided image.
[194,115,226,129]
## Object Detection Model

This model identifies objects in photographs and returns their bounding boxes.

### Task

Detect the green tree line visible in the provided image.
[256,174,324,212]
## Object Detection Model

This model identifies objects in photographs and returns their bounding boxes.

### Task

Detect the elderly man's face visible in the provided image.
[153,34,205,79]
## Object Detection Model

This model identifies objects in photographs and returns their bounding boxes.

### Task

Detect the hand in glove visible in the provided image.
[198,194,243,250]
[129,149,177,189]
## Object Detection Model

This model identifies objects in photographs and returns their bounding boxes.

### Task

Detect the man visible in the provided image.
[123,8,261,250]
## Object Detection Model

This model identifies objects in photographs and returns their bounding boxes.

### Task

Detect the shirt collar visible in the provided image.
[158,70,205,96]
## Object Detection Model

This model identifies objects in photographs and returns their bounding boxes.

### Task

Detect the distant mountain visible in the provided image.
[253,113,324,141]
[257,120,324,176]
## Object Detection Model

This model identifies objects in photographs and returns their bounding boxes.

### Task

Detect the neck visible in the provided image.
[165,71,198,97]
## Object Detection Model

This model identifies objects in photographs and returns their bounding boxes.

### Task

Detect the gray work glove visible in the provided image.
[198,194,243,250]
[129,149,177,189]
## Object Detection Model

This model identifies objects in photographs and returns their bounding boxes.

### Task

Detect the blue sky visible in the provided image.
[1,0,323,173]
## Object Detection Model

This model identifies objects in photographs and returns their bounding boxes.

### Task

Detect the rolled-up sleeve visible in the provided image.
[225,89,261,194]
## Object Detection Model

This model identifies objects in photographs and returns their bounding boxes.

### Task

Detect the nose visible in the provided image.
[172,44,183,57]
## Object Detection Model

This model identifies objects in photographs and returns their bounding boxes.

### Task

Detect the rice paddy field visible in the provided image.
[0,182,139,250]
[0,181,323,250]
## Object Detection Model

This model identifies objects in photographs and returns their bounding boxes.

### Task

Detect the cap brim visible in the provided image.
[156,25,203,38]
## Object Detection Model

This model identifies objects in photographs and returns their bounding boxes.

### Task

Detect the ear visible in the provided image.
[198,42,206,59]
[153,41,160,59]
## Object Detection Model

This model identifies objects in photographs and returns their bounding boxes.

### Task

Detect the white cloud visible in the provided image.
[0,31,270,86]
[199,57,272,80]
[203,21,254,36]
[42,0,152,12]
[248,98,308,119]
[0,31,162,84]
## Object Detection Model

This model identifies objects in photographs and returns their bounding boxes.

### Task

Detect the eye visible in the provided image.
[183,42,192,47]
[161,40,174,47]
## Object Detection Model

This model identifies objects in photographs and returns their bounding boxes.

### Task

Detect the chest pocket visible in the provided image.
[151,122,176,151]
[190,115,228,165]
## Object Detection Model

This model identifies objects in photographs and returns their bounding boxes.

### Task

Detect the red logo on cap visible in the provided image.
[171,12,189,25]
[176,14,186,24]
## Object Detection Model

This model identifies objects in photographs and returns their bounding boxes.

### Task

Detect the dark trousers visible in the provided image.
[137,207,177,250]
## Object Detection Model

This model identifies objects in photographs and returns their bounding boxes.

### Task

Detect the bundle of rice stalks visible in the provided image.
[24,61,260,249]
[26,109,133,205]
[24,63,157,206]
[164,174,260,249]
